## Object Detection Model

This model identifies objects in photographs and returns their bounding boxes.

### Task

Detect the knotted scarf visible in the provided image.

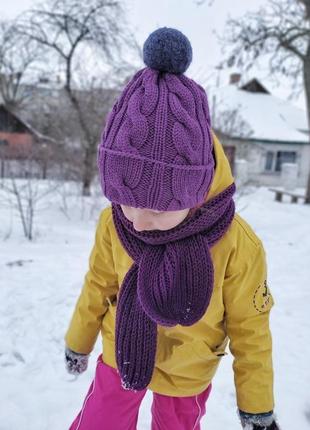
[111,182,236,391]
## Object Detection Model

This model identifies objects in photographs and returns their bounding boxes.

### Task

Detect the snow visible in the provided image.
[0,181,310,429]
[211,84,309,143]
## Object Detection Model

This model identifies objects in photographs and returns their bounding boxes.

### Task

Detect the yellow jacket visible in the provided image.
[65,133,274,414]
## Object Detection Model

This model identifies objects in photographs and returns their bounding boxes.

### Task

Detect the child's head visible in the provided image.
[98,27,215,217]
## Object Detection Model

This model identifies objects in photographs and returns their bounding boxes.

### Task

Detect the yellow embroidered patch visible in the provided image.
[253,280,273,313]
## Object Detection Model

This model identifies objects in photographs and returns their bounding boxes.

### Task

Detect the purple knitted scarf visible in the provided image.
[111,182,236,391]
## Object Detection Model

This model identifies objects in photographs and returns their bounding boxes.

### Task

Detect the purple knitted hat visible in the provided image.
[98,27,215,211]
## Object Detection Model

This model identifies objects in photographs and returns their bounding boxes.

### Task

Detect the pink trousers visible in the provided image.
[69,355,212,430]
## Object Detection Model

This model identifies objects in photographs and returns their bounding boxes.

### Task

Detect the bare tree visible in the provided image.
[213,106,253,140]
[0,21,41,111]
[221,0,310,203]
[1,174,60,240]
[16,0,138,195]
[23,75,123,184]
[212,104,254,174]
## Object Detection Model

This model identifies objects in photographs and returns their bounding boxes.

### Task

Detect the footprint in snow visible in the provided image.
[6,259,33,267]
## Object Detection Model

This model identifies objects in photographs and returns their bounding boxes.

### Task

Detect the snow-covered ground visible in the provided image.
[0,181,309,430]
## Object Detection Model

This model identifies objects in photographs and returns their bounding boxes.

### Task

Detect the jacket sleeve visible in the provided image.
[223,239,275,414]
[65,207,119,354]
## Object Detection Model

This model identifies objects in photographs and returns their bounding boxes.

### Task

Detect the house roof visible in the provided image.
[210,79,309,144]
[240,78,270,94]
[0,104,38,135]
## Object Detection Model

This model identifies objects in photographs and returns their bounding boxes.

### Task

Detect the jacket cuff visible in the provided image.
[239,410,274,427]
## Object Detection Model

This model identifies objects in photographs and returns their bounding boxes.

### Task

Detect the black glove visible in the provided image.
[239,410,281,429]
[252,423,280,430]
[65,347,89,375]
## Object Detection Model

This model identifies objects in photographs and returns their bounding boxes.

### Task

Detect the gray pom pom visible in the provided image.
[143,27,192,75]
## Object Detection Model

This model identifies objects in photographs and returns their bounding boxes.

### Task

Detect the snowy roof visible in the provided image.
[209,80,309,144]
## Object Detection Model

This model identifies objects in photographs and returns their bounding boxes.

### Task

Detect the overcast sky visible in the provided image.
[1,0,305,110]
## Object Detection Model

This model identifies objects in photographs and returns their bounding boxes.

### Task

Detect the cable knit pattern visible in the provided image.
[111,182,236,391]
[98,66,215,211]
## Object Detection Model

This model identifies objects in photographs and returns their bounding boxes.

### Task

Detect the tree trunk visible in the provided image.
[300,0,310,20]
[304,48,310,203]
[82,145,94,196]
[41,161,48,179]
[0,157,4,178]
[64,87,96,197]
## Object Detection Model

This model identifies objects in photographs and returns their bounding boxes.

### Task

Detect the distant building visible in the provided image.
[0,102,42,177]
[211,77,310,187]
[0,79,119,180]
[0,105,36,154]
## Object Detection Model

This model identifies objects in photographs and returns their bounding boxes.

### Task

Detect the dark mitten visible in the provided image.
[252,423,280,430]
[65,347,89,375]
[239,410,281,429]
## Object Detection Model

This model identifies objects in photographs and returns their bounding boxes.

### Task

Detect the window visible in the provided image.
[275,151,297,172]
[265,151,274,171]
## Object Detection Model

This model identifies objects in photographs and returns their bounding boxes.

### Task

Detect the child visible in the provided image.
[65,27,280,430]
